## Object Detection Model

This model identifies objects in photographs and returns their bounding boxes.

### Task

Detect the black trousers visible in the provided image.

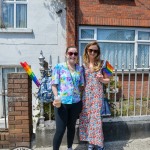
[53,101,82,150]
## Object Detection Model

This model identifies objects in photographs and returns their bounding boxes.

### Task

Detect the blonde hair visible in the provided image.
[83,41,101,71]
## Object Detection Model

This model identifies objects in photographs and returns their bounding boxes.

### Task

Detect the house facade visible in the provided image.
[66,0,150,66]
[0,0,150,148]
[66,0,150,97]
[0,0,66,120]
[0,0,150,123]
[65,0,150,119]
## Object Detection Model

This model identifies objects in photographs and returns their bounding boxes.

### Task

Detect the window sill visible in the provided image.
[0,28,33,33]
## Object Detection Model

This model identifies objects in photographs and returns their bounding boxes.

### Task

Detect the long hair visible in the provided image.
[83,41,101,71]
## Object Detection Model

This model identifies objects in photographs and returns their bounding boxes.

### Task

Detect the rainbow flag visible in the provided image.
[102,61,114,76]
[20,62,40,87]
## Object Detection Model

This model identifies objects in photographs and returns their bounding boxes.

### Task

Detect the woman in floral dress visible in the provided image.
[79,41,111,150]
[52,46,84,150]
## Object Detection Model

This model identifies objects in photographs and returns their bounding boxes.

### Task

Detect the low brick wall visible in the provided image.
[0,73,32,149]
[0,130,9,149]
[118,74,149,99]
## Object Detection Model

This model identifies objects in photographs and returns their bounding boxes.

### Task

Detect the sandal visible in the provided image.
[96,146,105,150]
[88,144,95,150]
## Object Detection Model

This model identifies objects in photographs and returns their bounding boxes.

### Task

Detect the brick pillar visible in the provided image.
[7,73,32,149]
[0,131,9,149]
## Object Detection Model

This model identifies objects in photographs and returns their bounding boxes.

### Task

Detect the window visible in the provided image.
[2,0,27,28]
[0,66,25,120]
[79,27,150,70]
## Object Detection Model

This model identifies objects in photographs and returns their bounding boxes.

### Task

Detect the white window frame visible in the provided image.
[0,65,25,120]
[79,26,150,70]
[2,0,28,29]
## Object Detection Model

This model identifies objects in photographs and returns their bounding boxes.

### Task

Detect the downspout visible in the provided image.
[75,0,78,47]
[66,0,76,46]
[0,0,5,28]
[0,0,2,27]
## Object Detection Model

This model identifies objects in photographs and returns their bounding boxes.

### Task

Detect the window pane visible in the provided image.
[17,67,25,72]
[138,32,150,40]
[16,4,27,28]
[100,43,134,69]
[2,67,15,116]
[80,43,88,56]
[81,29,94,39]
[2,68,15,116]
[2,68,15,89]
[98,29,135,41]
[2,4,14,28]
[137,45,149,68]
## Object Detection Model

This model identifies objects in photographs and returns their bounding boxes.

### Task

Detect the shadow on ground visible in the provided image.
[74,143,87,150]
[73,117,131,150]
[73,141,129,150]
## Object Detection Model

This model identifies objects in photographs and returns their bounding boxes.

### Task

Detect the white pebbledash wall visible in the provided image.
[0,0,66,124]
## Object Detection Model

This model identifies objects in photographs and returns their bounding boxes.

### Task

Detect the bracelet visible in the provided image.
[54,96,58,99]
[54,96,61,100]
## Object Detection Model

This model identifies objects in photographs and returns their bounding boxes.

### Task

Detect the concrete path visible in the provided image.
[34,137,150,150]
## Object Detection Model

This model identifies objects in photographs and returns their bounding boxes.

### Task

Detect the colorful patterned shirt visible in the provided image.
[51,62,84,104]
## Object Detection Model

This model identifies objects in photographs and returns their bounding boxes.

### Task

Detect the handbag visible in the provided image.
[101,97,111,117]
[100,60,111,117]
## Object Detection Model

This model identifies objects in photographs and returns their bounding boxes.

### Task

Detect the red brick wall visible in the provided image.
[78,0,150,26]
[111,74,150,101]
[0,131,9,149]
[0,73,32,149]
[119,74,150,99]
[66,0,150,46]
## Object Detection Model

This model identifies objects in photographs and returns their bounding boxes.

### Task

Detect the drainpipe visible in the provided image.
[0,0,2,26]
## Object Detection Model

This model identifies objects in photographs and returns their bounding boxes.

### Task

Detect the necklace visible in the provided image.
[66,62,77,88]
[67,64,75,72]
[88,64,94,73]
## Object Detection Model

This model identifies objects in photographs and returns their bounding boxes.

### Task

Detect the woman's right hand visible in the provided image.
[53,97,61,108]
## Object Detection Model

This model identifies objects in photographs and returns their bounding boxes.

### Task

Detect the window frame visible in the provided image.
[0,65,25,119]
[79,26,150,70]
[2,0,28,29]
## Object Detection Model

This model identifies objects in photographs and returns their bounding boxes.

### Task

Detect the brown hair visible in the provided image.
[83,41,101,71]
[65,46,78,63]
[66,46,77,54]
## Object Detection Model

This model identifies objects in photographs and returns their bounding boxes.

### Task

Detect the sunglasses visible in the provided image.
[67,52,78,56]
[88,49,99,54]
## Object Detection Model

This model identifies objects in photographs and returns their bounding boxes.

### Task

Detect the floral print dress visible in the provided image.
[79,66,104,147]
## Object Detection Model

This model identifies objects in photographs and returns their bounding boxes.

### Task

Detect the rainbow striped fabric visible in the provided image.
[102,61,114,76]
[20,62,40,87]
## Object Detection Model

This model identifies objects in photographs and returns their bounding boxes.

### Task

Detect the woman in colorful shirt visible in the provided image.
[79,41,111,150]
[52,46,84,150]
